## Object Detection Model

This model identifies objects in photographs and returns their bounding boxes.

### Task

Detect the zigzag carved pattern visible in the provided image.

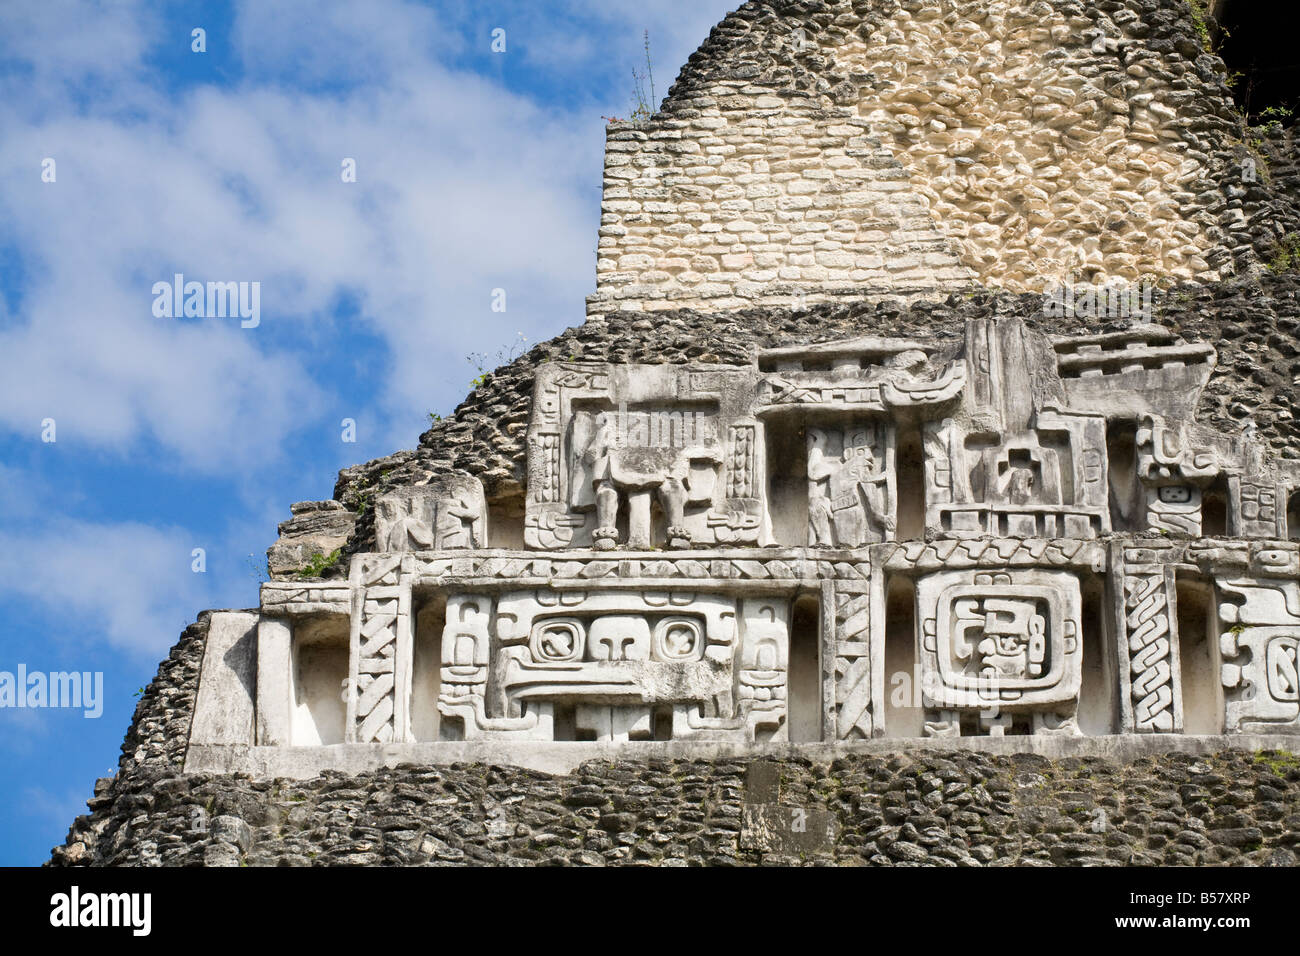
[834,588,872,740]
[356,597,398,743]
[1125,573,1175,733]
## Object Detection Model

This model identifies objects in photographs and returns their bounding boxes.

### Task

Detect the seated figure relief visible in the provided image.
[373,476,486,552]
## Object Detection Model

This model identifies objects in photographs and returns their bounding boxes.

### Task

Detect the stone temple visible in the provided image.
[56,1,1300,866]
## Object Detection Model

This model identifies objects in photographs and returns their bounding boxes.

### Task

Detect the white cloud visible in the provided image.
[0,0,638,469]
[0,519,210,656]
[0,0,160,117]
[232,0,463,87]
[0,0,746,475]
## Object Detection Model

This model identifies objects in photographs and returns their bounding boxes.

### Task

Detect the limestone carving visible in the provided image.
[807,425,895,547]
[525,364,760,551]
[1134,414,1220,537]
[833,581,873,741]
[756,338,965,414]
[189,317,1300,770]
[1218,569,1300,734]
[375,476,486,552]
[925,320,1110,540]
[917,570,1082,737]
[1123,567,1179,734]
[435,588,790,743]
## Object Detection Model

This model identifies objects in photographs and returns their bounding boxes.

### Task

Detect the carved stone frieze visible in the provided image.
[188,318,1300,769]
[375,475,486,552]
[917,569,1083,737]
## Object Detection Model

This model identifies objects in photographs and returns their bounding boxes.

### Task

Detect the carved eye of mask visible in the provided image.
[1256,549,1290,570]
[1159,486,1193,503]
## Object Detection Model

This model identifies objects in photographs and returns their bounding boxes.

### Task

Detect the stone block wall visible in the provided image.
[588,0,1256,319]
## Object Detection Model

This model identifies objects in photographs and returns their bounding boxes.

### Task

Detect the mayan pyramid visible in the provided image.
[54,0,1300,867]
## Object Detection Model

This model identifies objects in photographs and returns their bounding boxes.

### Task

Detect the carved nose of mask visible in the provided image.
[587,616,651,661]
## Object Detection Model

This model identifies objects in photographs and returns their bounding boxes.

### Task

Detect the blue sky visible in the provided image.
[0,0,739,866]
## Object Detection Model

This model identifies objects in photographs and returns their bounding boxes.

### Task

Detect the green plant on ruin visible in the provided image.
[468,331,529,389]
[1187,0,1214,52]
[298,548,343,580]
[351,468,387,516]
[630,30,657,122]
[1255,105,1293,138]
[1266,233,1300,274]
[1252,750,1300,774]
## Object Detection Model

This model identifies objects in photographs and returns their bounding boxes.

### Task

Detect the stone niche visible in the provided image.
[1113,540,1300,738]
[374,475,487,553]
[438,588,796,744]
[915,569,1084,737]
[755,336,966,547]
[185,318,1300,776]
[525,364,763,551]
[244,583,353,749]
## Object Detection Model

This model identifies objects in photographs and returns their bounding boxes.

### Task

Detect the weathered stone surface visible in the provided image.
[52,0,1300,866]
[188,612,257,747]
[50,748,1300,867]
[585,0,1295,318]
[267,501,355,580]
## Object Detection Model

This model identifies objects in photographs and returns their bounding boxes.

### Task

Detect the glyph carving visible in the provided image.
[1134,415,1219,536]
[431,587,793,743]
[917,570,1082,736]
[1233,478,1285,539]
[1218,576,1300,734]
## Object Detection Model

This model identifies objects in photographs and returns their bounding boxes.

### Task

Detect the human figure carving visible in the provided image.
[808,428,893,547]
[1002,466,1036,506]
[377,497,433,552]
[580,410,716,549]
[437,495,481,549]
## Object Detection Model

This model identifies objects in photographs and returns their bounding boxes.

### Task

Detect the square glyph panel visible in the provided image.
[918,570,1082,712]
